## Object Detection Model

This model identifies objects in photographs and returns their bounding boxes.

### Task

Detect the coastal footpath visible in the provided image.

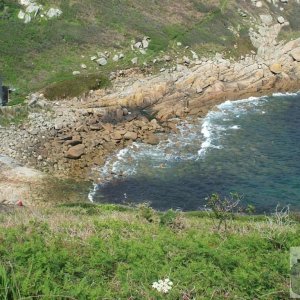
[1,13,300,204]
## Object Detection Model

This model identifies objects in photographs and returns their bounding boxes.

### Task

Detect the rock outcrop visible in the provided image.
[1,15,300,179]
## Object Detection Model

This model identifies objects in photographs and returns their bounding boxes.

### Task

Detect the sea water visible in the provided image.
[91,92,300,213]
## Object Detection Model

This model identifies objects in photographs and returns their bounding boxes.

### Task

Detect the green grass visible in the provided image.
[0,203,299,299]
[0,0,256,104]
[42,73,111,100]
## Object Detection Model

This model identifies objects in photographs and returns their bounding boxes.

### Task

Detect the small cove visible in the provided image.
[91,92,300,213]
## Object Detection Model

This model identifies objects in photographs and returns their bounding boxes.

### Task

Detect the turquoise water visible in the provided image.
[92,92,300,213]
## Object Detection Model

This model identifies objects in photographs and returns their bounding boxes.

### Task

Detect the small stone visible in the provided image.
[18,10,25,20]
[191,50,199,60]
[58,135,72,141]
[277,16,285,24]
[145,134,159,145]
[65,139,82,146]
[134,42,142,49]
[131,57,138,65]
[65,144,85,159]
[96,57,108,66]
[24,14,31,24]
[90,124,102,131]
[164,55,172,62]
[142,39,149,49]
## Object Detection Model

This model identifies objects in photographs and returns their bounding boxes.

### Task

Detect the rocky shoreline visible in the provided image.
[1,15,300,205]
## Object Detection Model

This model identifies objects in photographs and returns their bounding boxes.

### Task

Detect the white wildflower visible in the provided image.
[152,278,173,293]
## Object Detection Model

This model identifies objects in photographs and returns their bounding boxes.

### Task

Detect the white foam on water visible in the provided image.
[88,184,96,202]
[89,93,297,201]
[273,91,299,97]
[197,95,270,158]
[91,119,205,193]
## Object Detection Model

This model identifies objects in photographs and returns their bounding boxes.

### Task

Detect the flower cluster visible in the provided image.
[152,278,173,293]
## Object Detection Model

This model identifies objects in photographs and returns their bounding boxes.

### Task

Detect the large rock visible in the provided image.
[124,131,138,140]
[144,134,159,145]
[111,131,122,140]
[290,48,300,62]
[65,144,85,159]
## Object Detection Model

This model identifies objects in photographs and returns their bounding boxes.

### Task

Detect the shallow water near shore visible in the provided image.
[91,92,300,213]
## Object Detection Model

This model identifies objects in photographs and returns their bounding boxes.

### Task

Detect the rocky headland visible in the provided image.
[1,12,300,205]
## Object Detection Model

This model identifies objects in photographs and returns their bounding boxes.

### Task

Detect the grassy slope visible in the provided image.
[0,0,254,102]
[0,203,299,299]
[1,0,299,103]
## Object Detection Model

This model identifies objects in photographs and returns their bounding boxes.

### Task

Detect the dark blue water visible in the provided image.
[91,93,300,212]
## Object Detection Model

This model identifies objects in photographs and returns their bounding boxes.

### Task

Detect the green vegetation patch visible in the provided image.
[0,204,299,299]
[43,73,111,100]
[0,0,256,103]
